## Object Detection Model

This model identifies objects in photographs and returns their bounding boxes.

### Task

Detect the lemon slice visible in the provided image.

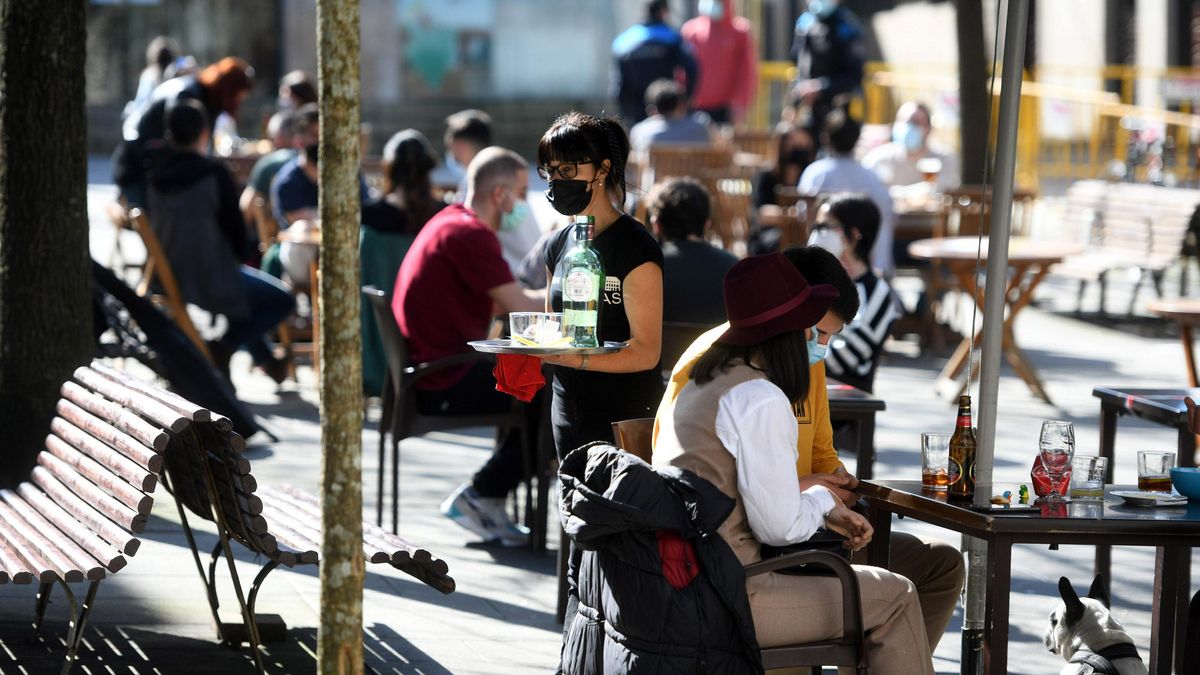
[510,335,540,347]
[543,336,574,348]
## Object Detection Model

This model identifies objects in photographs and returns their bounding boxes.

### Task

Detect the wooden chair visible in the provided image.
[127,208,212,362]
[702,167,756,254]
[935,185,1037,239]
[640,144,734,192]
[361,286,535,535]
[608,417,868,674]
[774,186,822,249]
[730,130,773,162]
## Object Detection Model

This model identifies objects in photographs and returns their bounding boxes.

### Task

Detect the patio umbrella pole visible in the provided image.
[961,0,1030,674]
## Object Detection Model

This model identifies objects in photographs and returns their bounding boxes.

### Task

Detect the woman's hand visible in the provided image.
[539,353,584,369]
[822,501,873,552]
[799,471,859,506]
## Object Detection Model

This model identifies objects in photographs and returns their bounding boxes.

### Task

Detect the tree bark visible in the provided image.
[955,0,990,185]
[0,0,92,489]
[316,0,364,673]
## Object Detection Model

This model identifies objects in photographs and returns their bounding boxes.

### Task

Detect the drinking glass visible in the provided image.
[1136,451,1176,492]
[920,433,951,493]
[1039,420,1075,504]
[1068,455,1107,501]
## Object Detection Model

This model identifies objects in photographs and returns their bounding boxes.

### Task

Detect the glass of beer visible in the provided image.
[921,432,951,492]
[1137,451,1176,492]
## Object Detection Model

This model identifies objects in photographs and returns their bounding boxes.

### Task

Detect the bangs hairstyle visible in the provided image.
[537,111,630,207]
[690,330,812,407]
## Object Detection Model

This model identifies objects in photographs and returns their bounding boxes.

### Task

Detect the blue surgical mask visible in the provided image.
[808,327,829,364]
[501,199,530,232]
[699,0,725,20]
[893,122,925,152]
[808,0,839,18]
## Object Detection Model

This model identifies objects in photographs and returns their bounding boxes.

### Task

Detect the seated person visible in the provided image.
[145,100,294,383]
[277,70,318,110]
[863,101,960,192]
[799,110,895,276]
[656,245,964,654]
[652,253,934,673]
[362,129,445,236]
[808,194,902,392]
[239,110,296,234]
[392,147,544,547]
[647,177,736,325]
[748,119,816,254]
[628,78,713,154]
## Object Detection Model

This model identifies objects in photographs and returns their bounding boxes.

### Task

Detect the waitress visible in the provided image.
[536,111,664,458]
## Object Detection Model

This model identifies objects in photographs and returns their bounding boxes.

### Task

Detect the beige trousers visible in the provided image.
[750,562,934,675]
[853,531,966,652]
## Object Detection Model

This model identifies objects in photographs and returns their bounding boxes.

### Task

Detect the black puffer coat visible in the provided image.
[559,442,763,675]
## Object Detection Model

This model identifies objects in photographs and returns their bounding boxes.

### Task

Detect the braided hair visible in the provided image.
[537,111,630,208]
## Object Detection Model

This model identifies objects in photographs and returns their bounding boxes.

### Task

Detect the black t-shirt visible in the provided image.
[542,214,665,411]
[361,197,444,235]
[662,239,737,325]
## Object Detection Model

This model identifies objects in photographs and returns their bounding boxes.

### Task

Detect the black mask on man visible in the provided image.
[545,178,593,216]
[304,143,320,164]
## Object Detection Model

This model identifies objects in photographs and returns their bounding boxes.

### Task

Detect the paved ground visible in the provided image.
[1,171,1196,673]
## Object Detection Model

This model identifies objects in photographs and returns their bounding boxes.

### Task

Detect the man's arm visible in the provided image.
[487,281,544,313]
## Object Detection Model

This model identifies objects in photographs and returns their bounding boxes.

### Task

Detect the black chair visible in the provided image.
[611,417,868,674]
[361,285,532,535]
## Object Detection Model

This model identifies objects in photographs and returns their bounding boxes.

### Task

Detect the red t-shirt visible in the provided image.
[392,205,514,390]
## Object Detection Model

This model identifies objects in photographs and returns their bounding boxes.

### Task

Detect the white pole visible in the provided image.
[960,0,1029,673]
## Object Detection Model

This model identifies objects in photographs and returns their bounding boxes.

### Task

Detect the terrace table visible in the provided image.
[1147,298,1200,387]
[827,381,886,479]
[908,237,1082,404]
[860,480,1200,675]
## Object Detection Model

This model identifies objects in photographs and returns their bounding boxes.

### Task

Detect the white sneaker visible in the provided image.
[440,483,530,548]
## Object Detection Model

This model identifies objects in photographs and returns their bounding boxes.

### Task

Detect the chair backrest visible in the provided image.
[251,195,279,251]
[611,418,655,463]
[642,144,733,194]
[937,185,1037,238]
[730,130,773,161]
[127,208,212,362]
[362,285,410,395]
[702,167,756,253]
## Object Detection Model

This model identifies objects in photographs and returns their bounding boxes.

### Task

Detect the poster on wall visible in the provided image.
[395,0,494,94]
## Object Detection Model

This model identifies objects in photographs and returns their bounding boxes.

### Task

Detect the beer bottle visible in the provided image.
[948,394,977,499]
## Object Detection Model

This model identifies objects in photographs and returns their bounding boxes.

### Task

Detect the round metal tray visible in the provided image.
[468,339,626,356]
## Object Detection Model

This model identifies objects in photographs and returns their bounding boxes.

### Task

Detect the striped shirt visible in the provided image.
[826,270,901,391]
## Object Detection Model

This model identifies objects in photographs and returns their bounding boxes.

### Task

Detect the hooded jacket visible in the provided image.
[145,150,250,319]
[680,0,758,114]
[559,442,763,675]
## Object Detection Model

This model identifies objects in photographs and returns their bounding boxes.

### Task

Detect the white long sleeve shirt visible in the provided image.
[714,378,838,546]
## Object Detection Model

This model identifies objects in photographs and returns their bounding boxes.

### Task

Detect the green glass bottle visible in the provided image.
[561,216,603,348]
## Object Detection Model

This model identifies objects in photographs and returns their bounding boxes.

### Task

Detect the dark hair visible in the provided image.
[822,109,861,155]
[825,193,881,263]
[293,103,320,138]
[444,109,493,149]
[648,177,709,240]
[538,111,631,207]
[381,129,439,232]
[146,36,178,73]
[280,70,318,106]
[647,0,668,21]
[691,331,812,406]
[646,78,684,115]
[770,120,814,176]
[166,99,208,148]
[197,57,254,117]
[782,245,859,322]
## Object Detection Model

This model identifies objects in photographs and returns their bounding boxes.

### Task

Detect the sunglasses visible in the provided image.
[537,160,594,181]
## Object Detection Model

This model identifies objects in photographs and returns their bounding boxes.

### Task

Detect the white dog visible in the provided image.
[1043,575,1147,675]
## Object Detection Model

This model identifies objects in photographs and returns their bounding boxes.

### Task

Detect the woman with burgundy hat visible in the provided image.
[653,252,933,674]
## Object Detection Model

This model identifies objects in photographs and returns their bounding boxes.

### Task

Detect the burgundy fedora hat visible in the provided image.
[716,253,839,346]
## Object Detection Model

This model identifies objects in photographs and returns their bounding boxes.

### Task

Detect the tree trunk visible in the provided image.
[0,0,92,489]
[316,0,364,673]
[956,0,990,185]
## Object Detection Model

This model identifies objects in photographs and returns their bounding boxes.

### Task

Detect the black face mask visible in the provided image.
[304,143,319,164]
[545,178,593,216]
[787,148,812,166]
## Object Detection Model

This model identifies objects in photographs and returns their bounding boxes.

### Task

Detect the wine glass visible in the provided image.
[1039,420,1075,504]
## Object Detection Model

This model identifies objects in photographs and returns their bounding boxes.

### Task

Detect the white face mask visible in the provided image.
[808,226,846,258]
[699,0,725,20]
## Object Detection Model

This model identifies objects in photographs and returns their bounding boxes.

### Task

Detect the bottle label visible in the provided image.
[948,455,963,486]
[564,270,596,302]
[957,414,971,427]
[564,308,597,327]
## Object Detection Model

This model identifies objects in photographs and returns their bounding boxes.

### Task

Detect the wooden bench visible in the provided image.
[85,366,455,673]
[1055,180,1200,314]
[0,362,198,675]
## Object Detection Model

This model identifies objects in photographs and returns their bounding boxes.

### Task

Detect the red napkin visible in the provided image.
[1030,456,1072,497]
[493,354,545,402]
[657,530,701,590]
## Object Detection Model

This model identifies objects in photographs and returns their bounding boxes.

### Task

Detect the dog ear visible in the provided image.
[1087,574,1110,608]
[1059,577,1084,624]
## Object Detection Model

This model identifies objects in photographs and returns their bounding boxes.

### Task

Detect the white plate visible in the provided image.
[1110,490,1188,507]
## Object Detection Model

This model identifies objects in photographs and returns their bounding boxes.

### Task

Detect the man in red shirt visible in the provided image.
[392,147,543,547]
[682,0,758,125]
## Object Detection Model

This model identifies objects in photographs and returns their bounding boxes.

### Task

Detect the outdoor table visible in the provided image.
[827,380,886,479]
[907,237,1082,404]
[860,479,1200,675]
[1147,298,1200,387]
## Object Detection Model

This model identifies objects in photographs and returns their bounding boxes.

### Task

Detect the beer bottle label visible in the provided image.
[948,455,963,486]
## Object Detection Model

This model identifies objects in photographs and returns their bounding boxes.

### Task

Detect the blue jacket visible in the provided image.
[612,21,698,124]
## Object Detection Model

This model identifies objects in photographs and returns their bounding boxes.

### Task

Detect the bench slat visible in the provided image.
[0,515,60,583]
[260,486,392,564]
[0,501,82,583]
[15,484,127,572]
[45,431,154,513]
[31,466,139,554]
[38,450,148,521]
[0,490,106,580]
[86,363,211,423]
[59,381,169,454]
[55,400,162,474]
[0,541,34,584]
[72,368,191,433]
[49,417,156,491]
